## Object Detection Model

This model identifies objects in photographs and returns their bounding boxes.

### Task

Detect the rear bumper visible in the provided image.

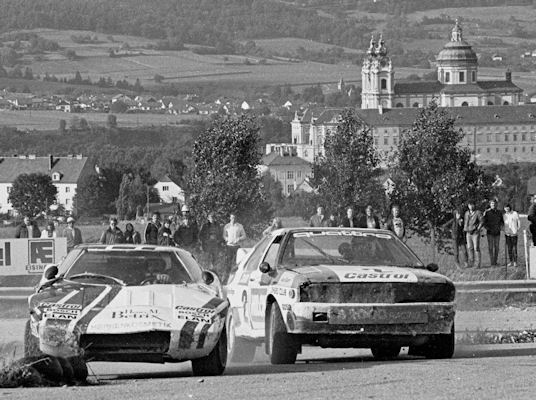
[287,302,455,336]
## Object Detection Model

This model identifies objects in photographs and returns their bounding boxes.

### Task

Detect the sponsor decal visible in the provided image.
[42,302,82,321]
[0,242,11,266]
[281,304,292,311]
[91,320,172,331]
[270,286,287,296]
[27,240,55,274]
[111,308,161,319]
[175,305,216,324]
[294,231,392,239]
[332,266,418,283]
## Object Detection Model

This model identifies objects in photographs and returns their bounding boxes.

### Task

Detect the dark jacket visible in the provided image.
[173,219,199,248]
[340,216,359,228]
[158,226,174,246]
[463,210,483,234]
[124,230,141,244]
[482,208,504,235]
[144,221,161,244]
[447,213,466,245]
[99,227,124,244]
[15,222,41,238]
[357,215,380,229]
[528,203,536,225]
[199,221,222,249]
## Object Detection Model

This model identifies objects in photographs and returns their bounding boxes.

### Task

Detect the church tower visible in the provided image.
[436,20,478,85]
[361,34,394,109]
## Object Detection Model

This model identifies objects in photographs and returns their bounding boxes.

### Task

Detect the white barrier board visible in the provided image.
[530,246,536,280]
[0,238,67,275]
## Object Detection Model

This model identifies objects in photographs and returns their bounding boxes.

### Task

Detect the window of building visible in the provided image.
[522,147,526,152]
[374,137,378,145]
[532,147,534,152]
[496,148,499,153]
[459,71,465,82]
[505,134,509,142]
[513,134,518,141]
[461,101,468,107]
[65,199,70,205]
[287,171,294,179]
[477,148,481,154]
[445,72,450,83]
[496,133,501,142]
[381,79,387,90]
[513,147,517,152]
[412,102,419,108]
[472,71,476,82]
[384,137,389,145]
[487,134,491,142]
[65,187,70,193]
[487,148,490,153]
[287,184,294,194]
[162,185,169,191]
[487,101,494,105]
[503,101,509,105]
[52,172,61,181]
[393,137,398,145]
[522,133,527,141]
[396,103,404,108]
[297,171,302,178]
[6,186,11,193]
[505,147,508,152]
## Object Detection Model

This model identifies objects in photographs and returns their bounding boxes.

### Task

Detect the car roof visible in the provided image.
[75,244,185,253]
[268,227,394,236]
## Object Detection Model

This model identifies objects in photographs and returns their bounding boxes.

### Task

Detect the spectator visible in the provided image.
[63,216,82,252]
[144,213,161,244]
[385,205,406,240]
[444,208,467,268]
[529,194,536,246]
[40,221,57,238]
[263,217,283,236]
[327,213,338,227]
[15,215,41,238]
[358,205,381,229]
[464,201,484,268]
[199,213,223,269]
[309,206,329,227]
[340,207,358,228]
[173,205,198,252]
[482,199,503,266]
[223,213,247,272]
[99,217,124,244]
[167,214,178,233]
[158,219,174,246]
[503,203,520,268]
[124,223,142,244]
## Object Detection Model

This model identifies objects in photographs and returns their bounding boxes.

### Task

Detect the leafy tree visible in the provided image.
[260,172,284,216]
[115,173,147,219]
[188,114,269,225]
[389,102,493,257]
[75,168,123,217]
[313,108,385,218]
[9,173,58,217]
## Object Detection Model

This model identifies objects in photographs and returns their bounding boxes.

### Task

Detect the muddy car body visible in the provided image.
[26,244,228,376]
[225,228,455,364]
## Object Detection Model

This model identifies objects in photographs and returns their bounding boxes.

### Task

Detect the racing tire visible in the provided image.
[227,313,257,363]
[267,304,298,365]
[423,323,455,359]
[370,345,401,360]
[68,356,89,382]
[23,319,42,358]
[57,357,74,384]
[191,327,228,376]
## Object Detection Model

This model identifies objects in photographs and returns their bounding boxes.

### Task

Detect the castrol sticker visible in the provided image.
[322,266,418,283]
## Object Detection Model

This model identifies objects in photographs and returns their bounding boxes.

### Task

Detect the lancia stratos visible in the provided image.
[225,228,455,364]
[26,244,229,376]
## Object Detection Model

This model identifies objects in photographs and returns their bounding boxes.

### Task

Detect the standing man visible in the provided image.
[447,208,467,268]
[15,215,41,238]
[482,199,503,266]
[99,217,124,244]
[327,213,338,227]
[63,217,83,252]
[158,219,174,246]
[341,207,358,228]
[173,205,198,253]
[309,206,329,227]
[358,205,381,229]
[144,212,161,244]
[464,201,484,268]
[529,194,536,246]
[223,213,247,273]
[385,204,406,240]
[199,213,222,269]
[503,204,520,267]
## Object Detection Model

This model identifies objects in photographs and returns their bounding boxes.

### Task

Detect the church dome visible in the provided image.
[436,21,478,65]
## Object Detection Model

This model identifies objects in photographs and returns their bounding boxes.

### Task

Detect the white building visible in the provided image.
[0,155,92,214]
[153,175,185,204]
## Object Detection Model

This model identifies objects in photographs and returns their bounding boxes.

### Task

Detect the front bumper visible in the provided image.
[287,302,455,336]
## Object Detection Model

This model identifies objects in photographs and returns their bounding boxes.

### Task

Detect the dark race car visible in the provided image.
[226,228,455,364]
[26,244,228,377]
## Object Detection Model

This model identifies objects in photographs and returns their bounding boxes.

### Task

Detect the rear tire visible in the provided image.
[24,319,41,358]
[191,327,227,376]
[267,304,298,365]
[68,356,89,382]
[227,313,257,363]
[409,323,455,359]
[371,345,401,360]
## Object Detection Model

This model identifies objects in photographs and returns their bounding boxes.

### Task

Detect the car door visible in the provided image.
[249,235,284,331]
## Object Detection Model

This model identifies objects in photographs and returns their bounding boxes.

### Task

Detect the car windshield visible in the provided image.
[280,230,423,267]
[63,249,196,285]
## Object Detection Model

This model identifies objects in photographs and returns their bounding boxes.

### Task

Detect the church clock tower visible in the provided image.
[361,35,394,109]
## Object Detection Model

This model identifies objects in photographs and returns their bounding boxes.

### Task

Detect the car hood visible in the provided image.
[278,265,451,286]
[30,281,227,334]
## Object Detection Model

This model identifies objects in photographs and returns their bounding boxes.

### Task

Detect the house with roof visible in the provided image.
[153,175,185,204]
[260,152,312,196]
[0,155,93,215]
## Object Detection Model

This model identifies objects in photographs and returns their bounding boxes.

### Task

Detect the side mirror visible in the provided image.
[44,264,59,280]
[202,270,215,285]
[426,263,439,272]
[259,262,272,274]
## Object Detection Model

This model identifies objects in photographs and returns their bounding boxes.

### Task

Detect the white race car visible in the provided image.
[26,244,228,377]
[226,228,455,364]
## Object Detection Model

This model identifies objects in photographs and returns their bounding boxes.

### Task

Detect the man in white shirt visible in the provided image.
[223,213,247,273]
[503,203,520,267]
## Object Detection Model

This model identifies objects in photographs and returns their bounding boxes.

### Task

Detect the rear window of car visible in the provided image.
[281,230,422,267]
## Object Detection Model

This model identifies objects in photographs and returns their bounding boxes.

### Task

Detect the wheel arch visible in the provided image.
[264,294,277,349]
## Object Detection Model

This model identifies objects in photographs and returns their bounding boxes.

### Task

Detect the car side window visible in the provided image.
[244,236,272,273]
[262,235,283,267]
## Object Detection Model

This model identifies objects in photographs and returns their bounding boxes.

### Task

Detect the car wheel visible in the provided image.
[191,327,227,376]
[423,323,455,359]
[68,356,89,382]
[267,303,297,365]
[371,345,401,360]
[24,319,42,358]
[227,313,257,363]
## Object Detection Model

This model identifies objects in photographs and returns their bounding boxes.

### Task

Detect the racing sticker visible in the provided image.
[175,305,216,324]
[42,302,82,320]
[322,266,418,283]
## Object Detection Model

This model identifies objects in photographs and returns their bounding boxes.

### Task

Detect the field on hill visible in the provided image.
[251,37,363,55]
[408,6,536,22]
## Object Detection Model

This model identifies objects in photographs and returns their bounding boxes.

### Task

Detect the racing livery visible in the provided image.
[226,228,455,364]
[26,245,228,376]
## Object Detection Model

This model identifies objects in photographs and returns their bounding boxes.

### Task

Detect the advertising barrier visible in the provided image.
[0,238,67,276]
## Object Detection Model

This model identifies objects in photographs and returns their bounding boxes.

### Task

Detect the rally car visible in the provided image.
[26,244,229,376]
[225,228,455,364]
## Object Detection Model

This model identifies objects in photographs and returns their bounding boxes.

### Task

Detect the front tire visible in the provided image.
[371,345,401,360]
[24,319,41,357]
[191,327,227,376]
[267,304,298,365]
[227,313,257,363]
